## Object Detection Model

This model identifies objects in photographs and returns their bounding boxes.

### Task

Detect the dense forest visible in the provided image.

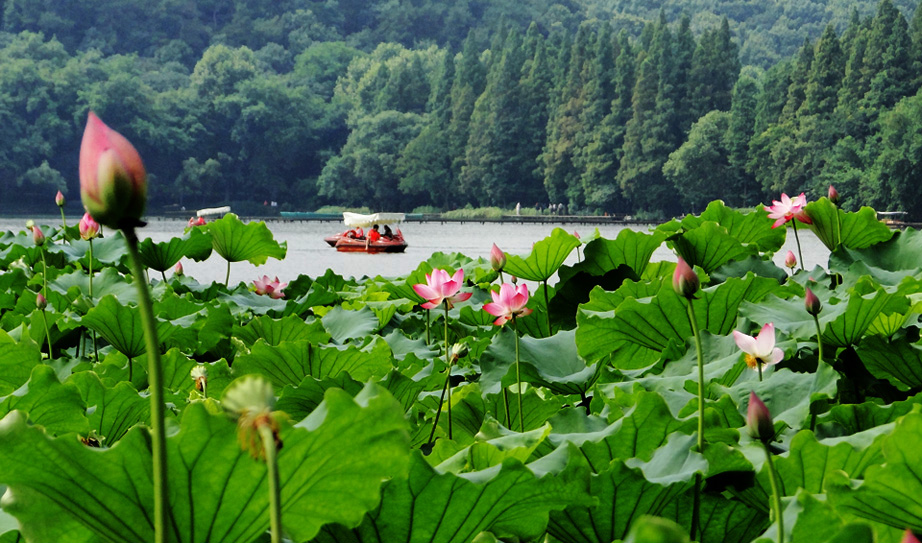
[2,0,922,217]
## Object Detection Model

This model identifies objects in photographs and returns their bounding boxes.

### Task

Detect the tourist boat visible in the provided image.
[324,212,408,253]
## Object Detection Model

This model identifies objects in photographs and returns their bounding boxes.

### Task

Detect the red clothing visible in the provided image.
[368,229,381,243]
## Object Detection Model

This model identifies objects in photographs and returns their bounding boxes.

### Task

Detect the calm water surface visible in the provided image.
[2,217,831,285]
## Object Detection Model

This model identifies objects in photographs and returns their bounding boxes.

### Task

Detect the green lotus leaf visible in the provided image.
[234,337,395,387]
[855,335,922,391]
[382,329,438,361]
[82,295,169,359]
[277,374,365,420]
[322,306,381,343]
[569,228,667,277]
[137,227,213,272]
[819,282,906,349]
[830,228,922,285]
[282,282,341,317]
[235,314,330,347]
[753,489,876,543]
[206,213,287,265]
[479,329,600,396]
[550,264,638,329]
[58,232,130,267]
[218,290,289,315]
[805,198,893,251]
[314,447,593,543]
[0,330,43,396]
[696,200,787,253]
[0,384,409,543]
[68,371,149,444]
[0,365,88,436]
[576,274,780,369]
[0,269,27,313]
[660,492,768,543]
[827,411,922,533]
[503,228,580,282]
[50,267,138,309]
[817,392,922,436]
[668,221,759,274]
[624,515,690,543]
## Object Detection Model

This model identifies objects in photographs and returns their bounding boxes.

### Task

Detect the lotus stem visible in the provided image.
[89,239,98,363]
[686,299,705,541]
[161,270,167,282]
[502,388,511,427]
[124,227,169,543]
[40,309,52,359]
[39,247,48,300]
[543,279,551,333]
[758,362,763,382]
[59,209,68,243]
[258,424,282,543]
[810,313,824,432]
[425,309,431,345]
[498,270,504,284]
[514,316,524,433]
[792,221,805,273]
[225,259,231,287]
[444,301,452,440]
[763,442,785,543]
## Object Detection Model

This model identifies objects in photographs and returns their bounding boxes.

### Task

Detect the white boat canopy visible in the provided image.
[197,206,231,217]
[343,212,405,227]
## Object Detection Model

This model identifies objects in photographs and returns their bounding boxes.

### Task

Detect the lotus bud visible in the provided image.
[573,231,581,240]
[55,190,65,208]
[828,185,839,205]
[672,257,699,299]
[450,343,469,363]
[490,243,506,272]
[174,261,184,277]
[902,530,921,543]
[79,112,147,229]
[32,225,45,246]
[78,212,100,241]
[35,293,47,310]
[784,250,797,269]
[805,287,822,316]
[747,392,774,444]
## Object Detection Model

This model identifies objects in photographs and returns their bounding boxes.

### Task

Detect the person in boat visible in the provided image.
[383,224,394,239]
[366,224,381,249]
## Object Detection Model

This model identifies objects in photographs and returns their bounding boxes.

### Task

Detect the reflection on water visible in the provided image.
[0,216,832,285]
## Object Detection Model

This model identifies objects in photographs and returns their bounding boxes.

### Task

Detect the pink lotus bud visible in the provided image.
[784,250,797,269]
[78,213,100,241]
[32,225,45,246]
[573,231,580,240]
[805,287,822,316]
[35,293,47,310]
[55,190,65,207]
[672,257,699,299]
[902,530,921,543]
[828,185,839,205]
[490,244,506,272]
[747,392,774,444]
[79,112,147,229]
[174,262,184,277]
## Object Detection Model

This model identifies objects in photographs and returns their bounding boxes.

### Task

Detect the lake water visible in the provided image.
[1,216,831,285]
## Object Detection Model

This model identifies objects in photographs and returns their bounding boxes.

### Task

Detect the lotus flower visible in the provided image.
[903,530,921,543]
[174,262,184,277]
[79,212,100,240]
[490,244,506,272]
[672,257,699,299]
[784,250,797,269]
[32,225,45,246]
[55,191,65,207]
[828,185,839,205]
[412,269,471,309]
[79,112,147,229]
[747,392,774,444]
[805,287,822,316]
[766,193,812,228]
[733,323,784,371]
[253,276,287,299]
[35,293,47,310]
[483,283,533,326]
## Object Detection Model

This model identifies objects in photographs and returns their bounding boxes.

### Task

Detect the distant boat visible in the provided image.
[197,206,231,218]
[324,212,408,253]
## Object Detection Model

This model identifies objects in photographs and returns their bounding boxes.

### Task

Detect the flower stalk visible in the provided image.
[513,315,524,432]
[763,443,785,543]
[258,423,283,543]
[88,238,99,363]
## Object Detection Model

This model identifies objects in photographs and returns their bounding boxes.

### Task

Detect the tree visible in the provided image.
[663,110,734,212]
[724,72,761,205]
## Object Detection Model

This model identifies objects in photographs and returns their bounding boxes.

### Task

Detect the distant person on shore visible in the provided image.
[366,224,381,249]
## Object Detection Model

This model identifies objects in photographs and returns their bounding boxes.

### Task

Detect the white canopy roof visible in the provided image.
[197,206,231,217]
[343,212,405,227]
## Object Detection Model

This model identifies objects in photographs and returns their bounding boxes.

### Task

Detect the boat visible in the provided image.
[325,212,408,253]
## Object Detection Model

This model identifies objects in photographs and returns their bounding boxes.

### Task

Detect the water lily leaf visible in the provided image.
[0,365,88,436]
[234,338,395,387]
[0,384,410,543]
[314,448,592,543]
[0,330,43,395]
[827,411,922,533]
[668,221,759,274]
[503,228,580,282]
[137,228,213,272]
[68,372,149,444]
[206,213,287,265]
[576,274,780,369]
[235,314,329,347]
[805,198,893,251]
[479,329,600,396]
[855,335,922,391]
[322,306,380,343]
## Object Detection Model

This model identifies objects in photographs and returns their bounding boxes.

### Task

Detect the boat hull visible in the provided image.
[334,238,407,253]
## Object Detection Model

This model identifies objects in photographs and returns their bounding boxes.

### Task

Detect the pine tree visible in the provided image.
[861,0,913,111]
[801,24,844,117]
[446,32,486,188]
[689,18,740,121]
[781,39,814,120]
[724,73,761,205]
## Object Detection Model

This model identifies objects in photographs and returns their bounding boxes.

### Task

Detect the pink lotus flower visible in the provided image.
[805,287,822,316]
[79,212,100,241]
[174,262,184,277]
[55,191,65,207]
[32,225,45,246]
[672,257,699,299]
[828,185,839,205]
[483,283,533,326]
[490,244,506,272]
[412,268,471,309]
[35,293,47,310]
[253,276,287,299]
[79,112,147,229]
[733,323,784,371]
[747,392,774,444]
[766,193,812,228]
[784,250,797,269]
[903,530,921,543]
[188,216,206,227]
